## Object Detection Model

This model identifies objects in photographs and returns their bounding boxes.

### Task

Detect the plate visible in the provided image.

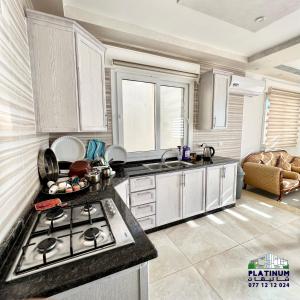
[42,183,90,198]
[104,145,127,163]
[51,136,86,162]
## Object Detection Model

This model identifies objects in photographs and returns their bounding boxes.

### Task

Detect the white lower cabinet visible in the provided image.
[131,203,156,219]
[50,263,148,300]
[137,215,156,231]
[182,168,205,218]
[206,166,222,211]
[221,163,237,206]
[114,179,130,208]
[156,172,182,226]
[206,163,237,211]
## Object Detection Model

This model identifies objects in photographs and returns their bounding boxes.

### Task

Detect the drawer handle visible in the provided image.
[135,177,150,181]
[137,191,152,198]
[141,217,153,223]
[137,205,152,210]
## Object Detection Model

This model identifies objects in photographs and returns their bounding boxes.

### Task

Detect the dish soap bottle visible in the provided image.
[177,146,182,161]
[182,145,191,161]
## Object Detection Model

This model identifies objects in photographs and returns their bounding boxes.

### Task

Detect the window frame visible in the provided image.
[111,68,194,161]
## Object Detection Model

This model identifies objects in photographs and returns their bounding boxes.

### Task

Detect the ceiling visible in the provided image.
[32,0,300,82]
[178,0,300,32]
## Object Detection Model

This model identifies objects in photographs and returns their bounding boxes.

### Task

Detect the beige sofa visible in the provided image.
[242,150,300,200]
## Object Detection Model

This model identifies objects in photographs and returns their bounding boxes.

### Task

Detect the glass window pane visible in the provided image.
[160,86,184,149]
[122,80,155,152]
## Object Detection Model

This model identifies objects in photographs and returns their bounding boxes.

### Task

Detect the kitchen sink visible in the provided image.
[143,160,193,171]
[143,163,171,170]
[166,161,193,168]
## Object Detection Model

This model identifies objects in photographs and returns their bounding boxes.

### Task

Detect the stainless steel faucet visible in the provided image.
[161,149,174,164]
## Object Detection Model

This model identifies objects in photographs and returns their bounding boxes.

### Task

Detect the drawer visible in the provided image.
[131,203,156,219]
[130,176,155,193]
[131,189,156,206]
[138,215,156,231]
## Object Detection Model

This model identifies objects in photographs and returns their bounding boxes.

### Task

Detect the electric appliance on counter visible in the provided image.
[201,144,215,161]
[6,199,134,281]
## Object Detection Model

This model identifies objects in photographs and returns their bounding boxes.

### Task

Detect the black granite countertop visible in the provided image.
[122,156,239,177]
[0,156,238,299]
[0,178,157,300]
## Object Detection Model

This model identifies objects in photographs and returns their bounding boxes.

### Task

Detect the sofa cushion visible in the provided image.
[282,170,300,180]
[292,157,300,167]
[246,153,264,164]
[277,156,292,171]
[282,179,299,190]
[291,166,300,174]
[283,153,295,163]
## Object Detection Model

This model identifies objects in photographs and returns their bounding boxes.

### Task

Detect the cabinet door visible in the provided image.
[213,73,229,129]
[28,21,79,132]
[76,32,107,131]
[114,180,130,208]
[206,166,222,211]
[51,263,148,300]
[156,172,182,226]
[221,163,237,206]
[182,168,205,218]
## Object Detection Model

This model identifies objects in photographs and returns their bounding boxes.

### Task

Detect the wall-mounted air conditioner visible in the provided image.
[229,75,265,97]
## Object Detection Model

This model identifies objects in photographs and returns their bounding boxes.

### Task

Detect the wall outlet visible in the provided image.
[198,142,223,147]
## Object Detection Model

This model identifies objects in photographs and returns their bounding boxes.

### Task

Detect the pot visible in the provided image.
[85,170,101,184]
[38,148,59,183]
[109,160,125,172]
[69,160,91,178]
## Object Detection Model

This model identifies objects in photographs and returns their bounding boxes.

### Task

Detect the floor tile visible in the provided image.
[165,219,238,263]
[149,266,221,300]
[241,228,300,284]
[242,228,297,258]
[203,208,272,244]
[147,231,190,283]
[195,245,300,300]
[277,218,300,240]
[236,197,299,228]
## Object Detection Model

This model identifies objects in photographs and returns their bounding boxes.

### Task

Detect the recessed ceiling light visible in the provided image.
[255,16,265,23]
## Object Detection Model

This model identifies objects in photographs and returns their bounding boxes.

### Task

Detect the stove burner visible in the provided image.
[46,206,64,221]
[83,227,100,240]
[37,238,57,253]
[83,203,94,212]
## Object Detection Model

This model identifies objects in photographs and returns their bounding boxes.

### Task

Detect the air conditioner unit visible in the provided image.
[229,75,265,97]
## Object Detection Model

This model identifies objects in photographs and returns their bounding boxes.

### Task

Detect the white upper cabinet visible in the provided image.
[27,10,107,133]
[198,69,231,130]
[76,32,107,131]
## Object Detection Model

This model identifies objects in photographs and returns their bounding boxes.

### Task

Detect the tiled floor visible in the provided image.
[148,190,300,300]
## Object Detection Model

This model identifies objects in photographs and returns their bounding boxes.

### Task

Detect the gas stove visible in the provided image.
[6,198,134,281]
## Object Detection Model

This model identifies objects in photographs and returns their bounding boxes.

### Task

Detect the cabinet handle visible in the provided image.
[137,191,152,198]
[213,116,216,128]
[135,177,148,181]
[184,174,186,186]
[137,204,152,210]
[223,167,226,177]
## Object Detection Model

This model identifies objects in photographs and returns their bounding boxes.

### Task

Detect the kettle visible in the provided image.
[201,143,215,161]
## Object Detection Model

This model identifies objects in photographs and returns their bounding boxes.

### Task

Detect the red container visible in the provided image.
[69,160,91,178]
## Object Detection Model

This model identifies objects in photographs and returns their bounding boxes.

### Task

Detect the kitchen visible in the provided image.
[2,1,300,300]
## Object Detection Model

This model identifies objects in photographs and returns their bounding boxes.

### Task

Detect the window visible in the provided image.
[122,80,155,152]
[113,71,192,160]
[264,88,300,149]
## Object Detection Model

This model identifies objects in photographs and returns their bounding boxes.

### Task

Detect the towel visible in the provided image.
[85,139,105,160]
